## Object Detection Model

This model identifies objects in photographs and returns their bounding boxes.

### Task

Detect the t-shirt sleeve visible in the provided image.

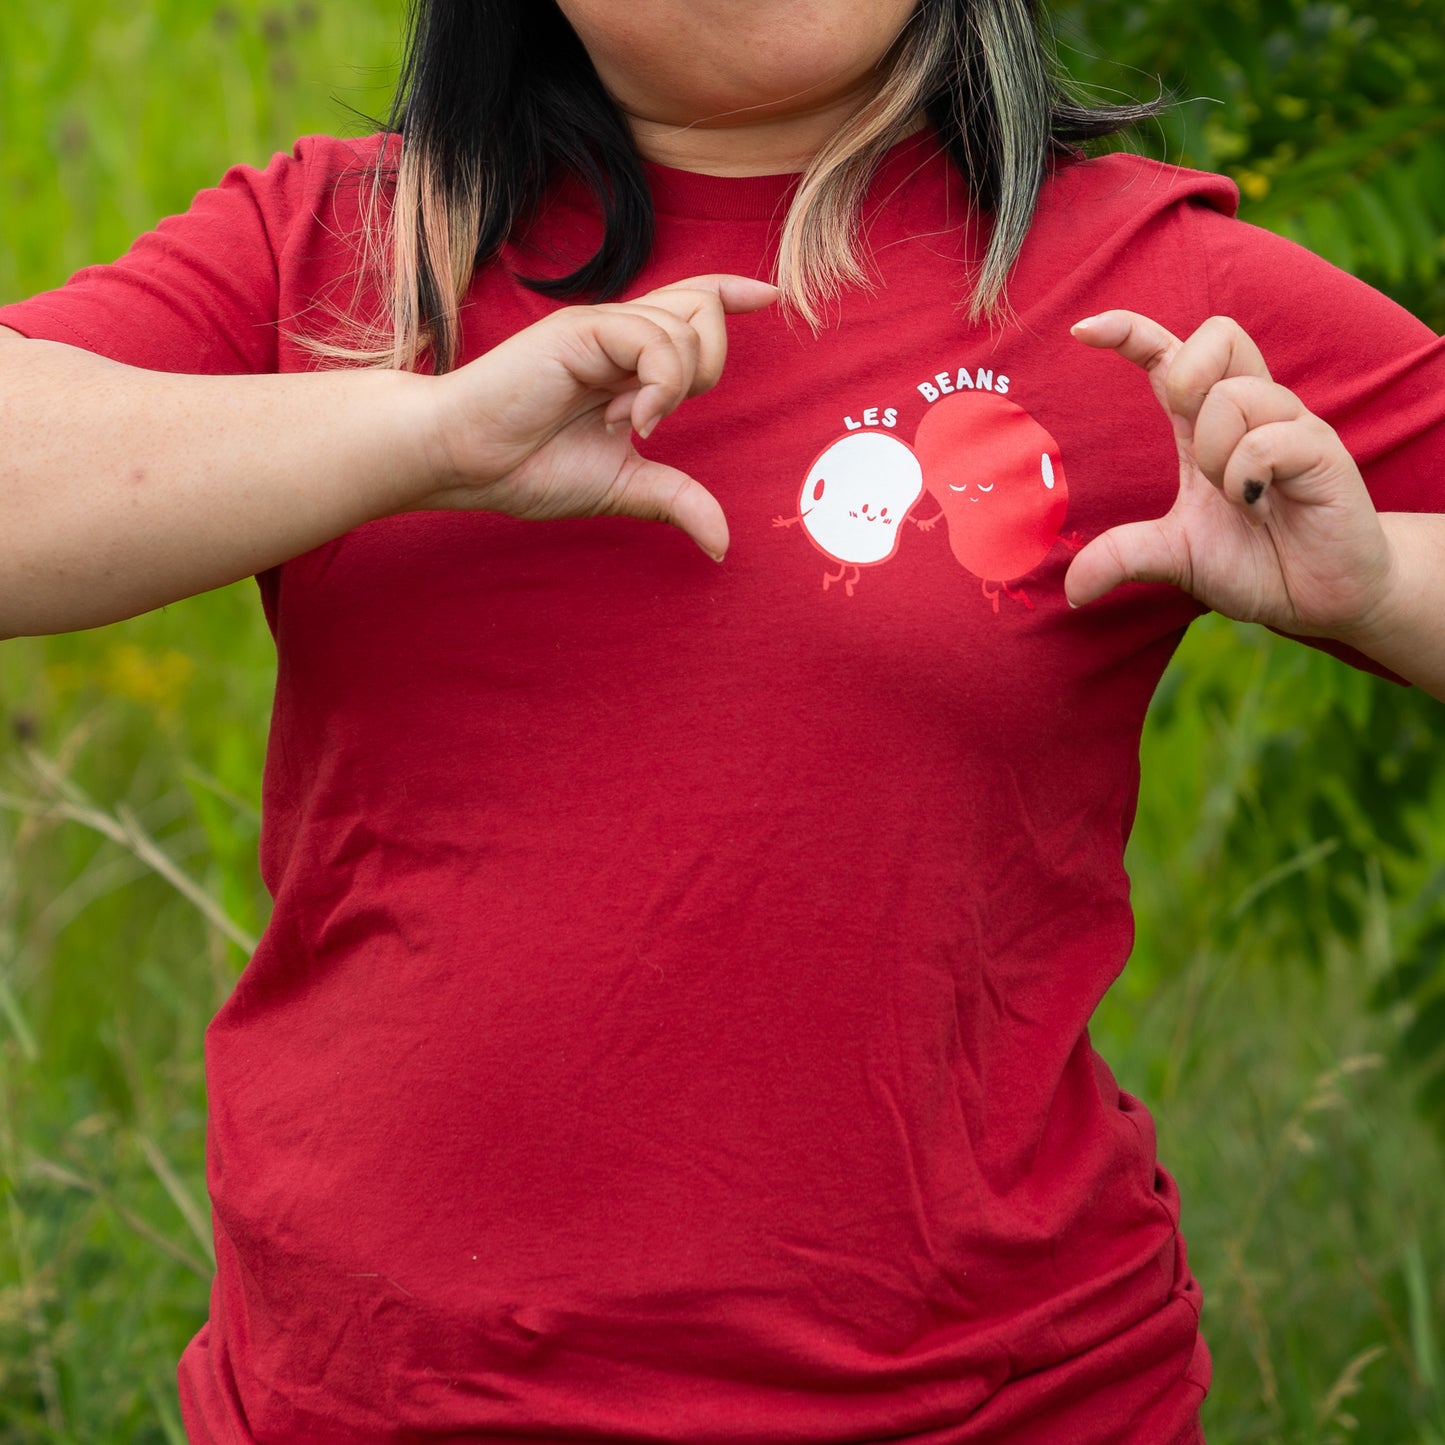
[1190,202,1445,516]
[0,138,325,375]
[1187,202,1445,678]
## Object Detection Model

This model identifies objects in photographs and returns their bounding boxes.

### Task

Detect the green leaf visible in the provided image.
[1340,181,1408,286]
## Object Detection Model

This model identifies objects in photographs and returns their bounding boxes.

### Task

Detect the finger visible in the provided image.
[604,389,641,431]
[613,302,706,397]
[1071,310,1185,437]
[1071,309,1180,369]
[1192,375,1308,500]
[569,280,773,437]
[572,312,689,440]
[647,274,780,316]
[1163,316,1272,431]
[607,453,731,562]
[629,288,730,394]
[1064,517,1192,607]
[640,275,779,395]
[631,338,690,440]
[1071,311,1273,441]
[1219,415,1356,524]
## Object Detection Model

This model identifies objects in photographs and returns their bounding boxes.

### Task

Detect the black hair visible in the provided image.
[371,0,1161,370]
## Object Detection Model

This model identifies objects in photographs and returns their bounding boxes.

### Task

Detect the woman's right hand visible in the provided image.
[0,274,772,636]
[419,274,779,560]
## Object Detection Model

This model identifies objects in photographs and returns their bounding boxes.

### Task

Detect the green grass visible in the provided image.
[1097,616,1445,1444]
[2,3,1443,1441]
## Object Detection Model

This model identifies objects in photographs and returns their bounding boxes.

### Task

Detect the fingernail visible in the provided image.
[1243,480,1266,505]
[708,548,726,564]
[1072,316,1101,332]
[638,417,657,440]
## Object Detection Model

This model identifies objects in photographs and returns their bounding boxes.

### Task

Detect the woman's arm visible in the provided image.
[1328,513,1445,700]
[0,326,436,635]
[1065,311,1445,703]
[0,274,776,638]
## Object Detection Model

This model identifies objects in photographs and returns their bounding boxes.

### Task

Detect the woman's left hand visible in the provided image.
[1064,311,1396,638]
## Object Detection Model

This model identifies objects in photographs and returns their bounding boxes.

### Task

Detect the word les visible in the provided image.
[843,406,899,431]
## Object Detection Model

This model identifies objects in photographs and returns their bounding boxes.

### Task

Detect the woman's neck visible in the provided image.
[555,0,921,175]
[622,74,892,177]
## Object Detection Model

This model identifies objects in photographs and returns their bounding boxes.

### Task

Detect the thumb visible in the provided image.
[607,454,731,562]
[1065,518,1190,607]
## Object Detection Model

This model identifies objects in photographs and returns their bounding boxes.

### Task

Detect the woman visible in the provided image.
[1,1,1442,1441]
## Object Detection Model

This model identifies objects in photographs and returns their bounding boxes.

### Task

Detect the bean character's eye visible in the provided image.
[976,482,994,493]
[813,477,826,502]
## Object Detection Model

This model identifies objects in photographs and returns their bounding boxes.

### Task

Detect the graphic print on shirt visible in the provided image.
[771,431,925,597]
[913,391,1071,611]
[775,373,1074,610]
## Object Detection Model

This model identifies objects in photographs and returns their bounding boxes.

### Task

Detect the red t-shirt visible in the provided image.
[4,133,1443,1445]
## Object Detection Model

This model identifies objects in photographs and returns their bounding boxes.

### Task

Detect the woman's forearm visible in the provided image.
[0,275,771,636]
[1329,512,1445,703]
[0,331,440,637]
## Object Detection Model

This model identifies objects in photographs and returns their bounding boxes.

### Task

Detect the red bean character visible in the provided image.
[913,392,1068,607]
